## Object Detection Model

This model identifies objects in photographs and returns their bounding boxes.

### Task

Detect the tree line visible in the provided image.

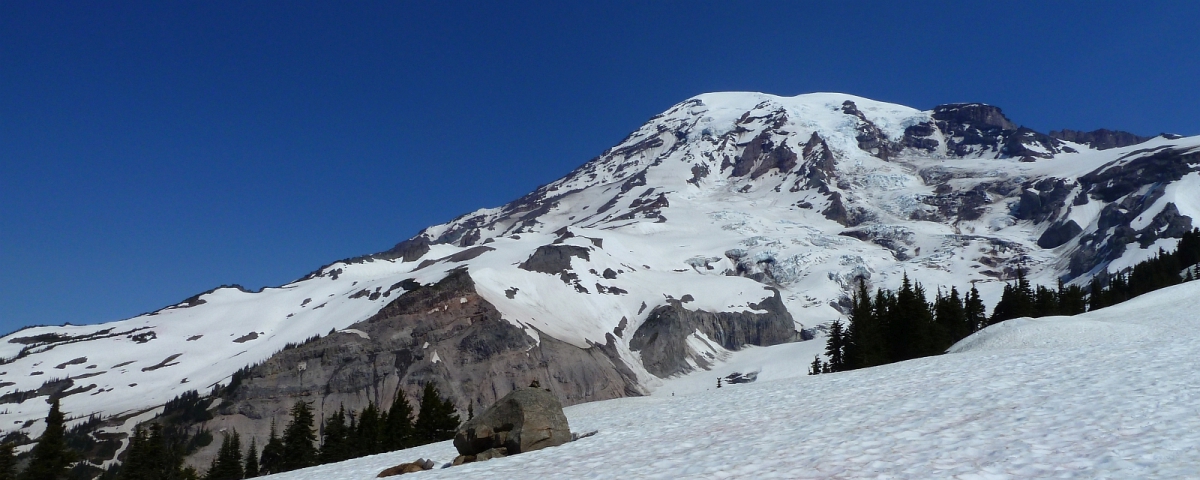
[813,228,1200,374]
[1,383,461,479]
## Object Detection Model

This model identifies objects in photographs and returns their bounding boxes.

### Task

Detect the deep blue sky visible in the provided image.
[2,2,1198,333]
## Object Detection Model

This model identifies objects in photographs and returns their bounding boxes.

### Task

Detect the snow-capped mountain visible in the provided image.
[2,92,1197,465]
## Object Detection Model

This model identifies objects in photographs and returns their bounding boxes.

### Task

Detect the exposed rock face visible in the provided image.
[215,269,640,448]
[933,103,1016,131]
[1050,129,1153,150]
[454,387,571,456]
[1066,147,1200,276]
[1037,220,1083,249]
[518,245,590,275]
[842,101,899,160]
[629,289,796,377]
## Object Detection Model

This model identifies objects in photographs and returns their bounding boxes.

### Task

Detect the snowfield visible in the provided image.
[265,280,1200,479]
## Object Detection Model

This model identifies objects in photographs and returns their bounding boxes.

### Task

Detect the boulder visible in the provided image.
[377,458,435,477]
[454,387,571,456]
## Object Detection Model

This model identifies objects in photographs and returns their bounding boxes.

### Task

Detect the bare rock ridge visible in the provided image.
[222,269,640,425]
[630,288,796,377]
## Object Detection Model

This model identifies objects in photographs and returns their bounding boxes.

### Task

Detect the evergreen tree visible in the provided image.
[888,274,935,361]
[383,393,415,452]
[1032,285,1059,317]
[808,355,822,375]
[824,320,846,372]
[117,426,146,480]
[256,421,284,476]
[204,431,242,480]
[964,285,987,333]
[117,423,183,480]
[933,286,968,349]
[1087,276,1107,311]
[242,438,258,479]
[352,402,384,457]
[413,383,460,444]
[991,268,1034,323]
[0,443,16,480]
[21,398,76,480]
[1056,280,1087,315]
[279,402,317,472]
[318,406,351,464]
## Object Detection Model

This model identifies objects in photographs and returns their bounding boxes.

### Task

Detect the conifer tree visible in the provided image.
[808,355,822,375]
[413,383,460,443]
[964,285,987,333]
[257,421,284,475]
[991,268,1034,323]
[318,406,350,464]
[243,438,258,479]
[933,286,968,349]
[1056,280,1087,315]
[888,274,935,361]
[383,393,415,451]
[353,402,384,457]
[0,443,16,480]
[205,431,242,480]
[21,398,75,480]
[1033,285,1059,317]
[280,402,317,472]
[824,320,846,372]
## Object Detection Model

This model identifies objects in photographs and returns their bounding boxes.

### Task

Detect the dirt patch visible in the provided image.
[141,354,183,372]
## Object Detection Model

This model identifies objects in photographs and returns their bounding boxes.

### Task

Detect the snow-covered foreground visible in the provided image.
[266,281,1200,479]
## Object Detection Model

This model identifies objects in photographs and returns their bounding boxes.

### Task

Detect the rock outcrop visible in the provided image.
[454,387,572,460]
[629,288,796,377]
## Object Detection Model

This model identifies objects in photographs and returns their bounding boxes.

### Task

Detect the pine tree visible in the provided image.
[243,438,258,478]
[991,268,1034,324]
[257,421,284,476]
[1056,280,1087,315]
[0,443,16,480]
[413,383,460,444]
[964,285,986,333]
[1033,284,1059,317]
[21,398,76,480]
[205,431,242,480]
[808,355,822,375]
[117,426,147,480]
[824,320,846,372]
[383,392,415,452]
[279,402,317,472]
[353,402,384,457]
[318,406,351,464]
[888,274,935,361]
[933,286,968,350]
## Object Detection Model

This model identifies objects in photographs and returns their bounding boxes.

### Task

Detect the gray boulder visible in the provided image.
[454,387,571,456]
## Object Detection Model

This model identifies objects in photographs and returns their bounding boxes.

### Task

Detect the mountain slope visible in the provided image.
[1,92,1197,467]
[271,278,1200,479]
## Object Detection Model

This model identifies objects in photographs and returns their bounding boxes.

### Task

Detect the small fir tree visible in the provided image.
[318,406,351,464]
[413,383,460,444]
[257,420,284,475]
[243,438,259,478]
[279,402,318,472]
[383,394,415,452]
[21,398,76,480]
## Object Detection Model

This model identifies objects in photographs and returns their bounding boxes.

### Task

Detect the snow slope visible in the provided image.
[3,91,1198,451]
[267,279,1200,479]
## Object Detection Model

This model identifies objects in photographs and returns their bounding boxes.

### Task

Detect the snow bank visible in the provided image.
[268,281,1200,479]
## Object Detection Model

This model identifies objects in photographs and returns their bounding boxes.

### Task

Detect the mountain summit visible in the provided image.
[2,92,1197,467]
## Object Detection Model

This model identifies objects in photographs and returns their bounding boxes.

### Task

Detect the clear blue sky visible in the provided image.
[2,2,1198,333]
